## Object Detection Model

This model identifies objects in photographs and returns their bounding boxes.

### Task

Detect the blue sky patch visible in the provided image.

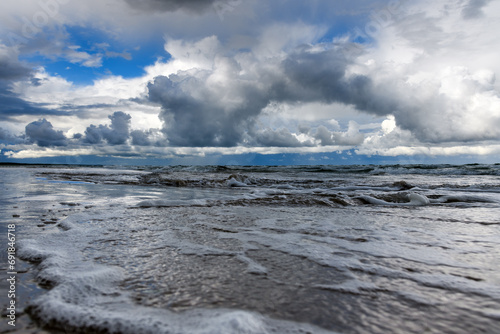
[21,25,169,85]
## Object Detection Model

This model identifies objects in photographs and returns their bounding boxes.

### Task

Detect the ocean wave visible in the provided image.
[356,193,430,206]
[371,164,500,176]
[33,165,500,210]
[19,209,336,334]
[8,166,500,334]
[147,164,500,176]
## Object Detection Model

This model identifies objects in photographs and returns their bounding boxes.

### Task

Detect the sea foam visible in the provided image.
[18,209,337,334]
[357,193,430,206]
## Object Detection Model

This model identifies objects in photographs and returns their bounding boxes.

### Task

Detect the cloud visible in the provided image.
[0,44,69,120]
[9,26,132,71]
[25,118,68,147]
[0,127,24,143]
[253,128,305,147]
[148,19,500,148]
[461,0,492,19]
[130,129,165,146]
[314,125,335,146]
[146,35,388,147]
[9,65,155,129]
[3,0,500,161]
[0,127,12,140]
[353,0,500,143]
[313,122,365,146]
[391,67,500,143]
[123,0,218,13]
[279,47,394,112]
[147,45,273,147]
[0,45,32,80]
[358,116,417,155]
[83,111,131,145]
[83,124,104,144]
[0,86,69,120]
[148,75,251,146]
[130,129,152,146]
[105,111,131,144]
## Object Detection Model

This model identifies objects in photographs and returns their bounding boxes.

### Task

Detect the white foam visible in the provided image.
[136,199,208,207]
[31,300,336,334]
[19,209,337,334]
[315,280,381,294]
[227,177,248,187]
[8,165,500,334]
[408,193,430,205]
[432,194,497,204]
[358,193,430,206]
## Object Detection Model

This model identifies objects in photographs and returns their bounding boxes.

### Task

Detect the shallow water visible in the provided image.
[1,165,500,333]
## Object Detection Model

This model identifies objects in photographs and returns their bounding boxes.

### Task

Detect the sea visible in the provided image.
[1,164,499,334]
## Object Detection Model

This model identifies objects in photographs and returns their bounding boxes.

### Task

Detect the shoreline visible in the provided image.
[1,165,499,334]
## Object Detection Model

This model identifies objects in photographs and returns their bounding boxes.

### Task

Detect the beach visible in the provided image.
[1,164,500,333]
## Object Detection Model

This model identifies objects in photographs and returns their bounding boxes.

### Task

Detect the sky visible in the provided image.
[0,0,499,165]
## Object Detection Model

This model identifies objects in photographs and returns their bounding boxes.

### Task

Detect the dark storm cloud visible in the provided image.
[123,0,218,13]
[131,130,152,146]
[147,26,500,148]
[83,111,131,145]
[280,47,396,115]
[105,111,131,145]
[148,75,268,147]
[0,52,35,119]
[0,57,31,81]
[84,125,104,144]
[0,86,69,121]
[25,119,68,147]
[461,0,491,19]
[146,42,396,147]
[0,51,68,120]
